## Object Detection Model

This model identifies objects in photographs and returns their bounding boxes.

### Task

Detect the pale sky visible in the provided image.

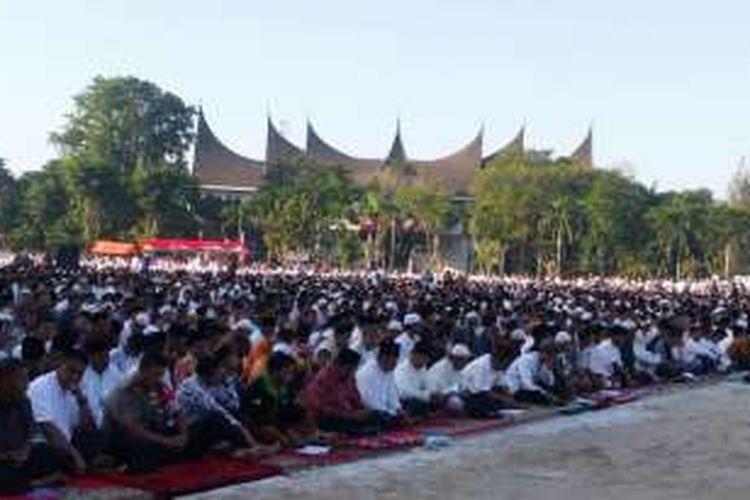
[2,0,750,197]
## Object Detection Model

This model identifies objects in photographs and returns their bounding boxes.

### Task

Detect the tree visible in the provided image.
[581,170,653,275]
[30,76,202,244]
[10,162,83,249]
[393,184,451,269]
[238,159,361,263]
[129,165,200,238]
[51,76,196,171]
[706,203,750,277]
[539,196,577,275]
[471,156,547,274]
[728,160,750,206]
[646,190,713,278]
[0,159,18,243]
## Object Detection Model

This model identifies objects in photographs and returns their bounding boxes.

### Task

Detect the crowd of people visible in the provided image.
[2,256,750,493]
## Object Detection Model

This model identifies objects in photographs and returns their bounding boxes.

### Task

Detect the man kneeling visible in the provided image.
[299,348,383,435]
[106,351,238,472]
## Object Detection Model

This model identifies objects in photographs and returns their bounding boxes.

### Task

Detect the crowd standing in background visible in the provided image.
[2,254,750,493]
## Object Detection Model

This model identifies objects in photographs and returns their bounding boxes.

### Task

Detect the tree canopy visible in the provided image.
[2,75,750,278]
[4,76,199,249]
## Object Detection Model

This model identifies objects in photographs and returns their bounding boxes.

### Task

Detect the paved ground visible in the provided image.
[191,381,750,500]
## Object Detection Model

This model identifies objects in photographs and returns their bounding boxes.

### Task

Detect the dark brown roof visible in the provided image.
[408,130,483,196]
[385,121,407,165]
[265,117,305,165]
[569,128,593,168]
[306,122,382,185]
[482,126,525,165]
[193,112,265,189]
[193,113,597,196]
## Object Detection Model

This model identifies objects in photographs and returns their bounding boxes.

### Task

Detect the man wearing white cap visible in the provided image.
[394,341,435,417]
[426,344,473,412]
[395,313,421,363]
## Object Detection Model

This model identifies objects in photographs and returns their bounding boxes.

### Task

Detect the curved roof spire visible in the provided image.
[265,116,304,165]
[306,121,382,185]
[409,128,483,196]
[306,121,362,163]
[385,119,407,165]
[193,111,265,190]
[569,127,593,168]
[482,126,525,165]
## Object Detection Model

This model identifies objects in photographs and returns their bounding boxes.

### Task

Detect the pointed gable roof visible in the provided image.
[385,120,407,165]
[306,121,382,185]
[193,111,265,189]
[482,126,525,165]
[569,128,593,168]
[409,129,483,196]
[265,116,304,165]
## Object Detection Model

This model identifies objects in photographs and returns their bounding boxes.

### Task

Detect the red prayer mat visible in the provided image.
[66,455,282,498]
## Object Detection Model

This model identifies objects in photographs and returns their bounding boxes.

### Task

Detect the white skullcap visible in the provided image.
[510,329,527,341]
[313,338,336,359]
[555,331,572,345]
[404,313,422,326]
[233,318,253,332]
[144,325,161,336]
[387,320,403,332]
[272,343,295,356]
[135,312,150,326]
[450,344,472,357]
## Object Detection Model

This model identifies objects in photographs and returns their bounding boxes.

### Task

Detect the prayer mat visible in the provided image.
[71,455,282,498]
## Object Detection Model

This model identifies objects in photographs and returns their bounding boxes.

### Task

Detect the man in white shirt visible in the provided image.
[633,323,663,378]
[394,313,421,363]
[505,341,557,405]
[27,350,100,472]
[460,341,516,418]
[355,340,407,426]
[683,326,721,374]
[349,321,381,367]
[395,341,435,417]
[588,326,627,388]
[110,332,144,376]
[426,343,472,412]
[81,340,124,428]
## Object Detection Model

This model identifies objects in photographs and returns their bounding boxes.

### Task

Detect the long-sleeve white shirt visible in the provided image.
[394,359,432,402]
[504,351,554,395]
[28,372,80,441]
[394,333,418,363]
[356,359,402,415]
[426,358,464,395]
[684,337,721,366]
[588,339,623,381]
[81,364,124,428]
[634,328,662,372]
[460,354,506,394]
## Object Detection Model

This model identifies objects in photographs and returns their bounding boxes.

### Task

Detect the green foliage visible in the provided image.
[10,162,83,249]
[393,184,452,267]
[6,76,750,277]
[51,76,195,170]
[0,159,18,241]
[580,170,654,274]
[8,76,199,249]
[237,159,362,262]
[471,153,750,278]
